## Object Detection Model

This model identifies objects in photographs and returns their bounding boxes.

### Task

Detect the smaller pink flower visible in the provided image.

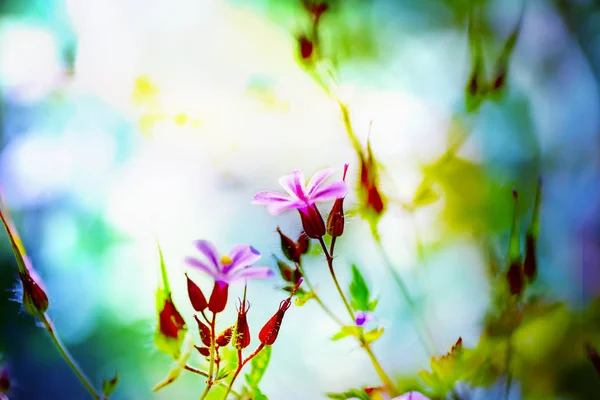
[252,168,347,216]
[186,240,273,284]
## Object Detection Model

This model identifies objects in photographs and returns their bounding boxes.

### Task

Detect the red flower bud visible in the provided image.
[158,298,186,338]
[298,36,313,60]
[585,342,600,377]
[259,298,292,345]
[298,205,325,239]
[327,163,348,237]
[0,366,9,393]
[18,270,48,317]
[195,346,210,357]
[523,233,537,283]
[506,260,524,296]
[208,281,229,313]
[186,273,208,312]
[216,327,233,347]
[194,315,212,347]
[277,227,300,263]
[297,231,310,254]
[233,300,251,350]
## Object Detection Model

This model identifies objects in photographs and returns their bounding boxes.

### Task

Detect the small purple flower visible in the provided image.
[252,168,347,216]
[186,240,273,284]
[355,310,375,326]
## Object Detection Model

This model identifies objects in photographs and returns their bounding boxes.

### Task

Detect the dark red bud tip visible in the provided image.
[327,198,345,237]
[297,232,310,254]
[299,36,313,60]
[19,271,49,316]
[233,303,251,350]
[0,367,10,393]
[208,281,229,313]
[523,233,537,283]
[216,327,233,347]
[512,189,518,199]
[585,343,600,377]
[299,205,325,239]
[195,346,210,357]
[277,227,301,263]
[159,299,186,338]
[194,315,212,347]
[506,261,524,296]
[186,273,208,312]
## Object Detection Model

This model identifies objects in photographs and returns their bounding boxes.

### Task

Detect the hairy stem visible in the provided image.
[199,313,217,400]
[223,344,265,400]
[317,237,355,320]
[40,314,101,400]
[296,262,345,327]
[185,365,240,397]
[317,236,398,396]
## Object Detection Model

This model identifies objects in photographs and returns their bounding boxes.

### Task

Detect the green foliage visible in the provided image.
[294,290,315,307]
[331,326,362,341]
[326,388,370,400]
[245,345,272,389]
[363,327,384,344]
[102,372,119,397]
[348,264,377,313]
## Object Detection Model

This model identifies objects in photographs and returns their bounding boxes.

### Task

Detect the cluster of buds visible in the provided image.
[505,181,541,297]
[277,228,310,264]
[358,132,385,217]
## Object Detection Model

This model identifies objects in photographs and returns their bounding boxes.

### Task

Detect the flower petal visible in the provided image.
[230,266,274,281]
[278,170,306,201]
[193,240,221,271]
[229,244,261,270]
[310,181,347,203]
[251,190,293,206]
[185,257,219,278]
[266,199,305,215]
[305,168,334,197]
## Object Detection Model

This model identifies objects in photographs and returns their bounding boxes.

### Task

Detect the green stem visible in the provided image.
[296,263,345,327]
[317,237,355,320]
[223,344,265,400]
[371,227,437,356]
[40,314,101,400]
[184,365,240,397]
[362,341,399,397]
[199,313,217,400]
[317,237,398,397]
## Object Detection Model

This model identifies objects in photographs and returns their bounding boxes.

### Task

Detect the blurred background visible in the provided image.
[0,0,599,399]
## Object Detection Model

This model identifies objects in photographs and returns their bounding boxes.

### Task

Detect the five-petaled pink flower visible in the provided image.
[252,168,347,215]
[186,240,273,284]
[252,168,348,238]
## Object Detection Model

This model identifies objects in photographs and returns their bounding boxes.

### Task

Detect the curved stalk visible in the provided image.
[199,314,217,400]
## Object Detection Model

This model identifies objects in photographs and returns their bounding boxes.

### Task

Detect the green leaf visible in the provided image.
[412,181,440,208]
[219,346,240,378]
[331,326,362,341]
[349,264,370,312]
[294,290,315,307]
[252,386,269,400]
[367,299,379,312]
[102,372,119,397]
[326,388,370,400]
[244,345,272,389]
[363,327,384,343]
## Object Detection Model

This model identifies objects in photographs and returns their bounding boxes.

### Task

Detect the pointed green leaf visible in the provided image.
[349,264,370,312]
[363,327,384,343]
[0,197,29,275]
[508,191,521,265]
[412,181,440,208]
[331,326,362,341]
[326,389,370,400]
[244,345,272,389]
[368,299,379,312]
[102,372,119,397]
[294,290,315,307]
[156,239,171,296]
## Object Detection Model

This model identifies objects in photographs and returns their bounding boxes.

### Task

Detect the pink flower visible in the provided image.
[185,240,273,284]
[252,168,347,216]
